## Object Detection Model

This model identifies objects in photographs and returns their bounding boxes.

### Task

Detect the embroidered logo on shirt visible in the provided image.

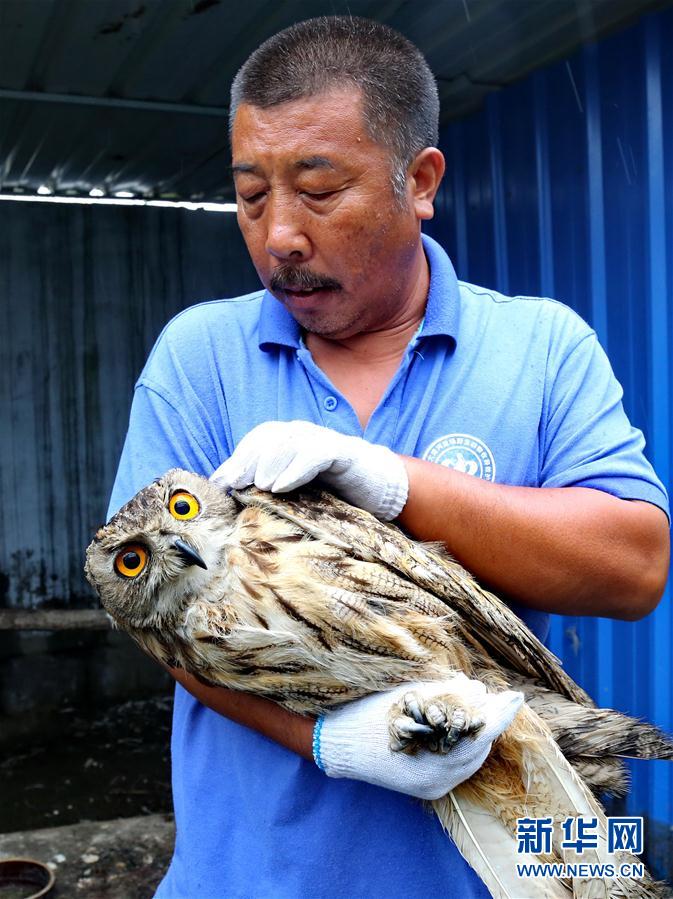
[423,434,496,482]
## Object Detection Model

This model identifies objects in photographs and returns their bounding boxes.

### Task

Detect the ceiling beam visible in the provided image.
[0,88,228,117]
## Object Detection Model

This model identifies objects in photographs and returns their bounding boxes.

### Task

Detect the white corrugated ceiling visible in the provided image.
[0,0,670,200]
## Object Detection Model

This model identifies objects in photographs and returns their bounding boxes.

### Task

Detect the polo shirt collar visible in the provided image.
[259,290,302,349]
[258,232,460,349]
[419,233,460,342]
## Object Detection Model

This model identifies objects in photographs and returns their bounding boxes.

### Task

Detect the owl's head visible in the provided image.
[85,468,237,629]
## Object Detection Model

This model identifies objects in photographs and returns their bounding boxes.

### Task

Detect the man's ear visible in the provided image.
[408,148,445,221]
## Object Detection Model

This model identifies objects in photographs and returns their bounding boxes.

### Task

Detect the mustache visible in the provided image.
[270,264,342,293]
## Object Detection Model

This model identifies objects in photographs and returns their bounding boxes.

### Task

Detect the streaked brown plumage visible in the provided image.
[85,469,673,898]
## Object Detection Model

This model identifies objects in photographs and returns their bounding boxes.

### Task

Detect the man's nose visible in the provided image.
[264,196,311,261]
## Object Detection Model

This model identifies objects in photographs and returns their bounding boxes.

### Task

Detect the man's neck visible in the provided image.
[305,314,423,365]
[302,251,429,430]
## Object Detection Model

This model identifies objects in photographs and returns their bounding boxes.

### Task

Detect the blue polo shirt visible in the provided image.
[108,234,668,899]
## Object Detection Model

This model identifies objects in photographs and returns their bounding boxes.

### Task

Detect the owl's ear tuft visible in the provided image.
[163,467,198,480]
[83,549,97,588]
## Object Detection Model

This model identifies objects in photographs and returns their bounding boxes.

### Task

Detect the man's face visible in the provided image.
[231,86,422,339]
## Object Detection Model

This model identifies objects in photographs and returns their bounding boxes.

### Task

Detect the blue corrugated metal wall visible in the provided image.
[427,6,673,872]
[1,3,671,874]
[0,201,258,610]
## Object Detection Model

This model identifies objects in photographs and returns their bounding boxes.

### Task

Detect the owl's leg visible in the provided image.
[388,690,485,754]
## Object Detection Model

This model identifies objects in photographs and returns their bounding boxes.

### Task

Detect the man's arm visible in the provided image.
[169,667,316,759]
[399,457,670,621]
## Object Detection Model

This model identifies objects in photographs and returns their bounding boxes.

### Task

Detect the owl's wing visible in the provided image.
[231,486,592,707]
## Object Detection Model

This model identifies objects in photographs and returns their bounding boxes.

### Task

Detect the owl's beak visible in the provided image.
[173,538,208,570]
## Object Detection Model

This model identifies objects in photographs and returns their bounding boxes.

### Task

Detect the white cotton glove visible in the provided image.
[211,420,409,521]
[313,676,524,801]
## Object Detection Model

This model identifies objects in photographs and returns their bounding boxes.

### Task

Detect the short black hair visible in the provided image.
[230,16,439,198]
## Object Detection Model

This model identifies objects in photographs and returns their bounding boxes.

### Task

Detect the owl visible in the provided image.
[85,469,672,899]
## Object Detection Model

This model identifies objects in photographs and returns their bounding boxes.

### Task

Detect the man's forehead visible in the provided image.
[230,89,378,171]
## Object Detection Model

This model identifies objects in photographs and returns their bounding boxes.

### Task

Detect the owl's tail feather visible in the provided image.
[570,756,629,798]
[544,704,673,763]
[513,677,673,763]
[432,706,665,898]
[528,725,667,898]
[433,790,571,898]
[519,682,673,799]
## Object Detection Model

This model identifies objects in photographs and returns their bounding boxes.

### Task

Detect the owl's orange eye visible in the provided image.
[114,544,149,578]
[169,491,200,520]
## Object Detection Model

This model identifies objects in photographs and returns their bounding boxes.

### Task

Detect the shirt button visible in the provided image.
[323,395,338,411]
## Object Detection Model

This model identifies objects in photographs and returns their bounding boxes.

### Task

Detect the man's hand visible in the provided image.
[313,676,524,800]
[211,420,409,521]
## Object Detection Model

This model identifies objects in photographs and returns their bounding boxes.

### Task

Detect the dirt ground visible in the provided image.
[0,695,174,897]
[0,696,173,834]
[0,813,175,897]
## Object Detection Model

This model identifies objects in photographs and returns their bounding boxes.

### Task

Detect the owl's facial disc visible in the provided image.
[85,469,237,629]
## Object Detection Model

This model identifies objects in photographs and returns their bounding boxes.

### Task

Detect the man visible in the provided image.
[108,16,670,898]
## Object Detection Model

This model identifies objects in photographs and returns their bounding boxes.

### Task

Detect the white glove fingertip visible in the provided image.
[272,456,332,492]
[231,474,256,490]
[253,446,302,491]
[210,463,244,488]
[270,474,307,492]
[253,456,290,490]
[481,690,525,742]
[495,689,525,719]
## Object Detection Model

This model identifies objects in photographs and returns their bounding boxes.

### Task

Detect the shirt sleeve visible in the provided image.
[106,382,223,521]
[107,305,238,520]
[539,331,669,518]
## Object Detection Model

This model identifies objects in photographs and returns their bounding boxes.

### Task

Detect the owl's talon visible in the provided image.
[388,690,485,755]
[402,692,426,725]
[445,706,468,744]
[388,716,435,751]
[425,701,448,730]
